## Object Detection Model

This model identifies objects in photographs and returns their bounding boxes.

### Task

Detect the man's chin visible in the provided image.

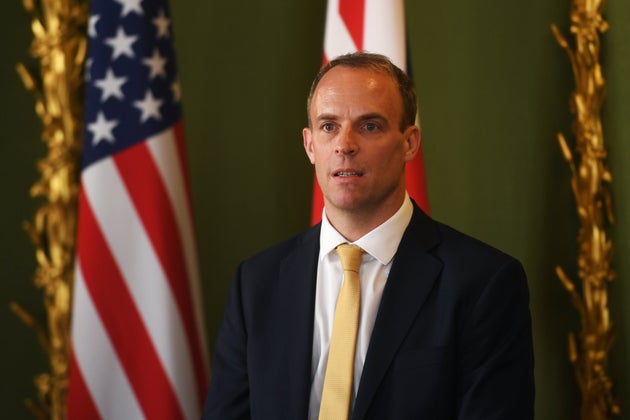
[323,195,368,213]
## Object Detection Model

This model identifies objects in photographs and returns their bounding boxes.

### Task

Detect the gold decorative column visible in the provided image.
[13,0,87,418]
[551,0,620,418]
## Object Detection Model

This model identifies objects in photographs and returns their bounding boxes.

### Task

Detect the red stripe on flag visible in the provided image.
[339,0,365,50]
[310,179,325,226]
[67,351,101,419]
[77,188,185,420]
[113,139,208,405]
[406,147,430,214]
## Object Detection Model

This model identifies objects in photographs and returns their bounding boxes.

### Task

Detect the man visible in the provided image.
[202,52,534,419]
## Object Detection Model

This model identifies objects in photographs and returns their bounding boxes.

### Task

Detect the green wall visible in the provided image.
[2,1,629,418]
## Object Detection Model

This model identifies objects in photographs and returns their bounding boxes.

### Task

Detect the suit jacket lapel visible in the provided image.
[352,207,443,420]
[275,225,320,418]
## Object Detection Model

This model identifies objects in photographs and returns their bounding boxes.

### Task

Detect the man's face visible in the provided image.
[303,66,419,220]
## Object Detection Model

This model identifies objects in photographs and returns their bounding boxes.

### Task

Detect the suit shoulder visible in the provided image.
[239,224,320,273]
[409,203,519,268]
[432,220,520,265]
[424,219,529,312]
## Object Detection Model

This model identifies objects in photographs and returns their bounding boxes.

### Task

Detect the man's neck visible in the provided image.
[325,193,407,242]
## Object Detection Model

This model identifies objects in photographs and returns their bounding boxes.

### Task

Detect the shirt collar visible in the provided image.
[319,194,414,265]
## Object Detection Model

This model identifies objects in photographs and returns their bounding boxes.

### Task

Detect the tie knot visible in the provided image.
[336,244,364,274]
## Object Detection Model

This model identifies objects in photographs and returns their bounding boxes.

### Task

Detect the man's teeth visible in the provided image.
[337,171,360,176]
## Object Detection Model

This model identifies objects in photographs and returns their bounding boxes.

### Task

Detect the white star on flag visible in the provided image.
[152,9,171,38]
[94,68,128,102]
[85,58,93,82]
[142,48,168,79]
[114,0,143,17]
[171,80,181,103]
[134,90,163,122]
[88,111,118,145]
[105,27,138,59]
[88,15,100,38]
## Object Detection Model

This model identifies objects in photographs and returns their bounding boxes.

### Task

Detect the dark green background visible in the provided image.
[2,1,629,418]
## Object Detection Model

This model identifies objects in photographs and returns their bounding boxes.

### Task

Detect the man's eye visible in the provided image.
[364,122,379,132]
[322,123,335,132]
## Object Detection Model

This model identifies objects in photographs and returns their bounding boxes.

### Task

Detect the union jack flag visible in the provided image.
[67,0,209,418]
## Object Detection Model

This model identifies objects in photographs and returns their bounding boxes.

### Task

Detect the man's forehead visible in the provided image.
[318,65,392,86]
[311,68,400,110]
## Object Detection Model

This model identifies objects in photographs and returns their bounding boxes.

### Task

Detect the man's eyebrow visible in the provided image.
[358,113,387,122]
[314,113,387,122]
[314,113,339,122]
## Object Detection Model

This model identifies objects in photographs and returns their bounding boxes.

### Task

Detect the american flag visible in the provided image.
[67,0,209,419]
[310,0,430,224]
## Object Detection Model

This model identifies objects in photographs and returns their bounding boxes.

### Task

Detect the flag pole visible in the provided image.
[13,0,87,418]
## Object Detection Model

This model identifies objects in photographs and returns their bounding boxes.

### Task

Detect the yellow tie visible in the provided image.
[319,244,364,420]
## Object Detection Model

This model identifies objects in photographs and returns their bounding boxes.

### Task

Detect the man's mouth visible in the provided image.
[334,170,363,177]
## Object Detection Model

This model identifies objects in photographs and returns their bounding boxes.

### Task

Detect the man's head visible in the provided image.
[303,52,420,237]
[306,52,418,131]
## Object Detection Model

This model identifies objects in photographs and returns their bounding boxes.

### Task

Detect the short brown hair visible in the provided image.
[306,52,417,131]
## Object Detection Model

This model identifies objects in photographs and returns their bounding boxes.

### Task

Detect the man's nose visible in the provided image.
[335,127,358,155]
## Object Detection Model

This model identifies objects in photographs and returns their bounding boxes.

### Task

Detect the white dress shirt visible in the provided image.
[308,194,414,419]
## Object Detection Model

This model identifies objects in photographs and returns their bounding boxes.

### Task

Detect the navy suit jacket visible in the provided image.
[202,205,534,419]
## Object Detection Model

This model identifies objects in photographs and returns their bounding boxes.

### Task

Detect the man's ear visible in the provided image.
[303,127,316,164]
[403,125,421,162]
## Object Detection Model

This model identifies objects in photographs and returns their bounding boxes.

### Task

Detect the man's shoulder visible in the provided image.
[410,215,528,308]
[408,206,521,268]
[436,222,516,261]
[240,224,321,271]
[435,220,512,256]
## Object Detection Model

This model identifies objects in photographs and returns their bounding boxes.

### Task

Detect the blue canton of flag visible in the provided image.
[84,0,181,169]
